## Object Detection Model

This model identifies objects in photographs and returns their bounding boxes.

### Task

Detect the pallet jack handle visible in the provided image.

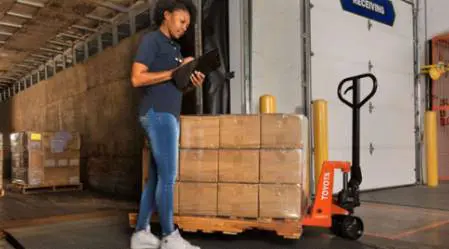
[337,73,378,196]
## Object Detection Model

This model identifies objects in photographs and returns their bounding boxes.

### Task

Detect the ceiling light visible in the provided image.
[16,0,45,8]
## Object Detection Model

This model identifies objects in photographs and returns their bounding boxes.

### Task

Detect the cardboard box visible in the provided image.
[41,167,80,186]
[300,115,310,210]
[259,184,302,219]
[260,149,303,184]
[42,150,81,185]
[261,114,303,149]
[179,149,218,182]
[180,115,220,149]
[179,182,217,216]
[174,182,179,214]
[11,132,45,186]
[301,188,309,218]
[10,131,81,186]
[218,183,258,218]
[41,131,81,152]
[219,115,260,148]
[43,151,80,168]
[218,149,259,183]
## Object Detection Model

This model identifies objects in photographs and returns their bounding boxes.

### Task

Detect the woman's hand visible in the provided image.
[181,57,194,66]
[179,57,205,87]
[190,70,205,87]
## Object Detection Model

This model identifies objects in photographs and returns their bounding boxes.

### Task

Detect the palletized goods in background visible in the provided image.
[10,131,82,194]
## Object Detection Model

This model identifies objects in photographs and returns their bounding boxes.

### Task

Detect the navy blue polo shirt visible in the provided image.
[134,30,183,119]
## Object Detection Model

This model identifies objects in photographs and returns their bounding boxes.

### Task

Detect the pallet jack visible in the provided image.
[303,73,378,240]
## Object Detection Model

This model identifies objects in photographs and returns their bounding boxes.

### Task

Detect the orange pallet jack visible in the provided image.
[303,73,378,240]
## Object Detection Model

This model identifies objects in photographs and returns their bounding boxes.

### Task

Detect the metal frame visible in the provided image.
[303,0,314,193]
[193,0,203,114]
[243,0,252,114]
[410,0,424,185]
[0,1,152,101]
[395,0,423,185]
[228,0,252,114]
[412,2,426,185]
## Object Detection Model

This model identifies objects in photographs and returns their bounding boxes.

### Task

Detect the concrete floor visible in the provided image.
[2,215,444,249]
[1,182,448,249]
[361,183,449,211]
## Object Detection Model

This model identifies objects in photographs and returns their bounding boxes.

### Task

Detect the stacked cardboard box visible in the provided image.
[11,131,81,187]
[0,133,11,184]
[177,114,308,219]
[178,116,220,217]
[141,114,308,219]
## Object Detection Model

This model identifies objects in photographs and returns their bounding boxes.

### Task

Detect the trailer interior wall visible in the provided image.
[229,0,304,114]
[0,32,145,198]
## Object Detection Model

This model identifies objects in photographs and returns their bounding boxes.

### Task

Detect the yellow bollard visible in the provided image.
[259,95,276,113]
[425,111,439,187]
[312,100,329,190]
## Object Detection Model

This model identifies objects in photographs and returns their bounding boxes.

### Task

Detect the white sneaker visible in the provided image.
[160,229,200,249]
[130,230,161,249]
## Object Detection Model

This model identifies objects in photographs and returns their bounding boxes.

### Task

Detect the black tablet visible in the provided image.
[172,49,221,92]
[195,49,221,75]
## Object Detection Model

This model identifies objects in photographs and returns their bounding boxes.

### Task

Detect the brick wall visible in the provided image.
[0,32,147,199]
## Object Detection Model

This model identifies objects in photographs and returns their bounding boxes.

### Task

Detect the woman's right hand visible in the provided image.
[169,57,195,80]
[181,56,194,66]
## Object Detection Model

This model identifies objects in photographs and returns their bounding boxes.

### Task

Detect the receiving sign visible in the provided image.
[341,0,396,26]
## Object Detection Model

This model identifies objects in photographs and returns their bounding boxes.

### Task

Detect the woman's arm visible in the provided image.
[130,57,195,88]
[130,62,174,87]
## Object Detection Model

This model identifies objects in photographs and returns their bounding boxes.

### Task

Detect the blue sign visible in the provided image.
[340,0,396,26]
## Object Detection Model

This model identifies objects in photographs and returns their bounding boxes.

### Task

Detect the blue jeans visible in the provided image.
[135,108,179,236]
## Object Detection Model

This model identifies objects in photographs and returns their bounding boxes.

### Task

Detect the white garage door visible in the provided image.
[311,0,416,191]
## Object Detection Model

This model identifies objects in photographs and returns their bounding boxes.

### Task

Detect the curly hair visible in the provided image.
[153,0,197,27]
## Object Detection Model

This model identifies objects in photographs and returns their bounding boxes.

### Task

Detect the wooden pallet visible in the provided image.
[128,213,302,239]
[9,182,83,194]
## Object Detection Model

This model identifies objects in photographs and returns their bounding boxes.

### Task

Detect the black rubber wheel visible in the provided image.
[331,215,344,236]
[339,215,364,240]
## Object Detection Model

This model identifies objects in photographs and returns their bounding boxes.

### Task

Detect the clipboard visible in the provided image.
[172,49,221,92]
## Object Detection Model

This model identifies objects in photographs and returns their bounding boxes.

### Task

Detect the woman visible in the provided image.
[130,0,205,248]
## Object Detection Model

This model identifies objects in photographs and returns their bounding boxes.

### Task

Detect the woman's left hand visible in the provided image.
[190,71,205,87]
